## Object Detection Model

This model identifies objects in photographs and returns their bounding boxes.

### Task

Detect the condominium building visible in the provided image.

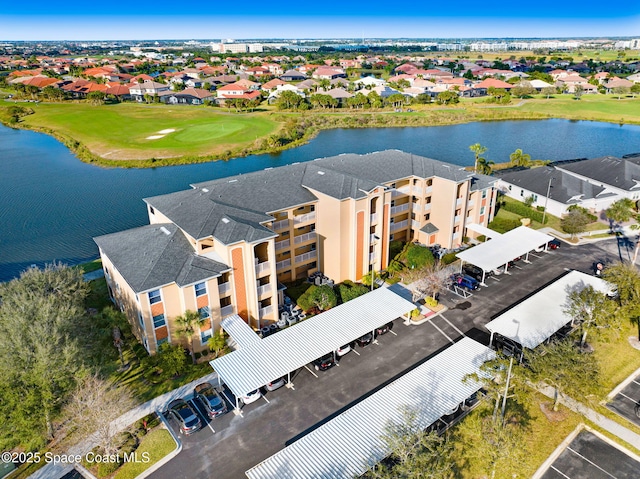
[95,150,497,355]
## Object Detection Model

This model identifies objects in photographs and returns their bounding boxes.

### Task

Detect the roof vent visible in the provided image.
[228,179,238,183]
[202,188,209,192]
[317,171,325,175]
[221,218,230,224]
[159,226,171,235]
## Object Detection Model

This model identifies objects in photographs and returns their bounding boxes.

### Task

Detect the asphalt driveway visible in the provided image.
[155,238,623,479]
[607,373,640,428]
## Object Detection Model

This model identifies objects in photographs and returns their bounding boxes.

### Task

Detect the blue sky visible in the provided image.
[1,3,639,41]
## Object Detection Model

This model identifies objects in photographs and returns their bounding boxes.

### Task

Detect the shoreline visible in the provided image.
[1,102,639,169]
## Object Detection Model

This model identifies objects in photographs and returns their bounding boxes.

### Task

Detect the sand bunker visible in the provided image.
[158,129,176,134]
[146,135,164,140]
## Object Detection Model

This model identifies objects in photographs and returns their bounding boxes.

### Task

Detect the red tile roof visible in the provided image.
[474,78,513,89]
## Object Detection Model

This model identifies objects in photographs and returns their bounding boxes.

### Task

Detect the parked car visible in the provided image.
[194,382,227,418]
[265,376,286,391]
[355,332,374,347]
[167,399,202,435]
[535,238,562,252]
[450,274,480,291]
[335,343,353,357]
[462,264,492,282]
[241,389,262,404]
[375,322,394,336]
[313,353,336,371]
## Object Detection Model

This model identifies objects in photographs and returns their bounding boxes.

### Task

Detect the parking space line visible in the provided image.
[618,391,639,404]
[550,465,571,479]
[566,446,616,478]
[189,399,215,434]
[427,318,454,344]
[513,265,523,270]
[490,276,501,282]
[304,365,319,378]
[219,390,236,410]
[351,349,361,356]
[261,395,270,404]
[632,379,640,386]
[438,314,465,337]
[389,330,398,336]
[530,253,542,258]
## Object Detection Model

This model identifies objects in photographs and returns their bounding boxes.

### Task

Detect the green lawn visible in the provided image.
[2,100,280,160]
[113,428,176,479]
[517,95,640,124]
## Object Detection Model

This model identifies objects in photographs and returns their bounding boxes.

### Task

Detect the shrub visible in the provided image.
[424,297,438,308]
[96,459,121,477]
[488,217,521,233]
[337,281,369,303]
[501,200,547,223]
[389,240,404,260]
[410,308,420,318]
[567,204,597,222]
[403,243,435,270]
[194,352,202,360]
[441,253,458,265]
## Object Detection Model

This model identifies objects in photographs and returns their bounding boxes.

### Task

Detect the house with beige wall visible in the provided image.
[95,150,497,355]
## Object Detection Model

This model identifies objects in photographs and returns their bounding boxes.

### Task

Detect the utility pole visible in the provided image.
[541,176,554,226]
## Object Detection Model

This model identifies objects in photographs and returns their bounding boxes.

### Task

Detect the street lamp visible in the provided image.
[541,176,554,226]
[370,234,381,292]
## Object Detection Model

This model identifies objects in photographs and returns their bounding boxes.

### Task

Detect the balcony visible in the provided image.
[293,212,316,225]
[295,250,317,264]
[411,219,421,229]
[390,220,408,232]
[424,203,431,211]
[370,213,378,224]
[275,239,290,251]
[390,203,409,215]
[272,218,289,231]
[256,283,272,298]
[220,304,234,317]
[456,197,464,207]
[369,252,378,264]
[391,190,405,198]
[398,185,422,196]
[294,231,316,245]
[258,305,273,319]
[276,258,291,270]
[255,260,271,276]
[468,199,474,207]
[218,282,231,295]
[425,186,433,193]
[453,232,460,240]
[454,215,462,224]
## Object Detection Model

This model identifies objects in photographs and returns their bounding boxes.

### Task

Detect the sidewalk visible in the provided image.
[28,371,219,479]
[537,384,640,450]
[538,224,638,246]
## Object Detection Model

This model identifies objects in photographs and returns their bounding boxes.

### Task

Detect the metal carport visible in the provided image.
[485,270,613,360]
[245,337,495,479]
[221,314,262,349]
[456,226,554,284]
[210,287,416,410]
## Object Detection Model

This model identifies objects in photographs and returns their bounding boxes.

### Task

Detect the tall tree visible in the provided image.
[469,143,488,174]
[560,209,591,239]
[0,264,88,448]
[602,262,640,340]
[175,310,205,364]
[564,285,618,348]
[606,198,640,263]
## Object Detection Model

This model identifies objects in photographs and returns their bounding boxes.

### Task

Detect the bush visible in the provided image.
[441,253,458,265]
[194,352,202,360]
[298,285,337,311]
[425,297,438,308]
[389,240,404,260]
[403,243,435,270]
[337,281,369,303]
[96,459,121,477]
[567,204,597,222]
[501,200,547,223]
[488,217,521,233]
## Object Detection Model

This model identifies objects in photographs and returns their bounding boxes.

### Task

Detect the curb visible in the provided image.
[531,423,584,479]
[74,463,98,479]
[607,365,640,400]
[133,412,182,479]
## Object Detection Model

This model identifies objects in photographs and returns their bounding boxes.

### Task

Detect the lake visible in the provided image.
[1,119,640,282]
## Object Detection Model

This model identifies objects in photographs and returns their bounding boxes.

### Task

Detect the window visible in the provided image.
[424,213,430,221]
[148,289,161,304]
[508,185,512,191]
[152,314,166,328]
[157,337,168,347]
[520,190,524,197]
[455,209,461,216]
[426,196,432,204]
[482,190,487,199]
[426,179,433,187]
[198,306,210,319]
[201,329,213,344]
[220,296,232,307]
[149,206,155,215]
[390,200,395,207]
[480,206,486,215]
[194,282,207,297]
[138,311,145,330]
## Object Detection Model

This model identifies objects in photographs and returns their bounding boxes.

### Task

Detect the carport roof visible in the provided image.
[465,222,501,239]
[245,337,495,479]
[210,287,416,398]
[486,270,614,349]
[221,315,261,349]
[456,226,553,272]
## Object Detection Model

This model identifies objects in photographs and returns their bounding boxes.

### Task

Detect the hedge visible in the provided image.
[501,200,547,224]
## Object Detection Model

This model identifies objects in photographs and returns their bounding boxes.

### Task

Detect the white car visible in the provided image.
[336,344,352,357]
[241,389,262,404]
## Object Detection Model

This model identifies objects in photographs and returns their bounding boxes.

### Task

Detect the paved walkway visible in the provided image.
[28,371,219,479]
[537,385,640,451]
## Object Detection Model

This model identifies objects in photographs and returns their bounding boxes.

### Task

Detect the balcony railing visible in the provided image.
[453,232,460,240]
[295,250,317,264]
[275,239,290,251]
[272,219,289,230]
[258,305,273,319]
[294,231,316,244]
[425,185,433,193]
[255,261,271,276]
[370,213,378,224]
[218,282,231,295]
[411,220,421,229]
[456,197,464,207]
[293,211,316,225]
[398,185,422,196]
[256,283,272,297]
[468,200,474,207]
[390,220,409,232]
[424,203,431,211]
[391,190,405,198]
[220,305,234,317]
[369,252,377,263]
[276,258,291,270]
[390,203,409,215]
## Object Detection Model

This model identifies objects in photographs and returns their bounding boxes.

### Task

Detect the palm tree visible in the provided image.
[175,310,205,364]
[476,157,495,175]
[509,149,531,167]
[469,143,488,173]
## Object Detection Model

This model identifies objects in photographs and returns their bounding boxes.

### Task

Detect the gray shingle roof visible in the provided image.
[420,223,439,234]
[94,224,230,293]
[496,166,608,204]
[555,156,640,192]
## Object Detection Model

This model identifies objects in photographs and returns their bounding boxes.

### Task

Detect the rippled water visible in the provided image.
[1,119,640,281]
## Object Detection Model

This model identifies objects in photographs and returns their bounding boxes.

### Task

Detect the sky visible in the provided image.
[1,2,639,41]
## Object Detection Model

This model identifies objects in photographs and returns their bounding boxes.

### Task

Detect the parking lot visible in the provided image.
[607,372,640,428]
[539,430,640,479]
[155,238,626,479]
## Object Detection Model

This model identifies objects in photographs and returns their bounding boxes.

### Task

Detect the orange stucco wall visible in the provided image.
[355,211,364,280]
[231,247,248,322]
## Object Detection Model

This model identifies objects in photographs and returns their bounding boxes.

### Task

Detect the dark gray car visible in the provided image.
[194,382,227,418]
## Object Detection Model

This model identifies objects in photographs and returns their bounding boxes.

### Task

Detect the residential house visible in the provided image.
[280,69,307,82]
[129,80,170,101]
[159,87,214,105]
[216,82,262,105]
[95,150,497,356]
[604,77,634,93]
[312,67,347,80]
